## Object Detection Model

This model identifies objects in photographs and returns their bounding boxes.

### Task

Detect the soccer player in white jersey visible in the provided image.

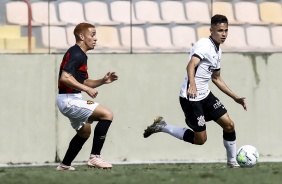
[143,14,247,168]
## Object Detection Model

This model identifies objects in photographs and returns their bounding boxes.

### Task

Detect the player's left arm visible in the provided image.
[211,70,247,111]
[84,72,118,88]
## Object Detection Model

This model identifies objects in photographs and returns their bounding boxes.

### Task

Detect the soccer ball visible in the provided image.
[236,145,259,167]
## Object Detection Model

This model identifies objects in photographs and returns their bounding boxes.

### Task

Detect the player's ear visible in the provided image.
[79,33,84,41]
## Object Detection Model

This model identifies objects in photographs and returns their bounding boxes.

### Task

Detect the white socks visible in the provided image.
[162,124,187,140]
[162,125,237,162]
[223,139,237,162]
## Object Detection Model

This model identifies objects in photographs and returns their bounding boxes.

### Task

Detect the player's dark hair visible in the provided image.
[211,14,228,26]
[74,23,95,41]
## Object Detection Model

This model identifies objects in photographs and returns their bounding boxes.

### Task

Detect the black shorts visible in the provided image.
[179,92,227,132]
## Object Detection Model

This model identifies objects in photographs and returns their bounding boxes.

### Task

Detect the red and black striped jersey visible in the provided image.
[58,44,89,94]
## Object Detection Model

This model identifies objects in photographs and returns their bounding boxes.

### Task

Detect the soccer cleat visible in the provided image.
[56,164,75,171]
[227,161,240,168]
[143,116,167,138]
[87,155,112,169]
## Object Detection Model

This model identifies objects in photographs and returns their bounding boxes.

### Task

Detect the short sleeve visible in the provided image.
[193,39,209,60]
[62,52,81,76]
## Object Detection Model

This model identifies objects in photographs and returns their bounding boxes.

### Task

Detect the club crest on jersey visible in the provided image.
[197,115,206,126]
[87,100,94,104]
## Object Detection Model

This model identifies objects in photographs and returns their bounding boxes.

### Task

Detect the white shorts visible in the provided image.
[57,93,99,130]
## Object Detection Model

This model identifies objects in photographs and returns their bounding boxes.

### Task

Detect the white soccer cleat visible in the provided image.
[87,155,112,169]
[143,116,167,138]
[56,164,76,171]
[227,161,240,168]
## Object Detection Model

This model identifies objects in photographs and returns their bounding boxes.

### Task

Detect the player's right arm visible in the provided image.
[187,56,201,99]
[60,71,98,98]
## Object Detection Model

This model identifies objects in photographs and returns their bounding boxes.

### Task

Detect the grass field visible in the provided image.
[0,162,281,184]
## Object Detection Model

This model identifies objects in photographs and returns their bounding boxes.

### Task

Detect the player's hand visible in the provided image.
[86,88,98,98]
[187,84,197,99]
[103,72,118,84]
[234,96,247,111]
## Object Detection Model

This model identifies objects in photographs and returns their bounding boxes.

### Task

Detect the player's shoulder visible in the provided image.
[192,37,211,52]
[68,45,86,58]
[195,37,210,46]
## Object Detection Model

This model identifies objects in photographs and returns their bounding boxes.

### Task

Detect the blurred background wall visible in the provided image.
[0,0,282,164]
[0,53,281,164]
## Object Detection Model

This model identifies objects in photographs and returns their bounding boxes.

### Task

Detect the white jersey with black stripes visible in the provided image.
[180,37,222,101]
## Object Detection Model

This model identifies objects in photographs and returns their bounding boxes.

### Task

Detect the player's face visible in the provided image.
[83,27,97,50]
[210,23,228,44]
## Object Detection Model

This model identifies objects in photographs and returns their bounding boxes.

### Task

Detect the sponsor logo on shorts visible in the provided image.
[213,100,222,109]
[197,115,206,126]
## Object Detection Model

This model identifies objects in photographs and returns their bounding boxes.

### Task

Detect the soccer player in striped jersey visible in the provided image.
[56,23,118,171]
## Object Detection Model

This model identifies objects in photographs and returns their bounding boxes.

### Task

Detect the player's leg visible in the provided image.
[87,104,113,169]
[58,123,90,171]
[203,92,239,167]
[88,104,113,155]
[143,116,207,145]
[216,113,239,167]
[181,97,207,145]
[143,97,207,145]
[56,94,93,171]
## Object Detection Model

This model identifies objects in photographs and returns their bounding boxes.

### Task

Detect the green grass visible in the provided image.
[0,163,281,184]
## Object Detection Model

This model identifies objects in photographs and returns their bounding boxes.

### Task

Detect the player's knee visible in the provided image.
[80,128,91,138]
[193,130,207,145]
[224,121,235,132]
[195,140,206,145]
[194,137,207,145]
[78,131,91,139]
[77,125,91,138]
[104,110,114,121]
[83,132,91,139]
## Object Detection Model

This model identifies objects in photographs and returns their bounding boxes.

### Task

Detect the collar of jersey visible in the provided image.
[209,36,219,53]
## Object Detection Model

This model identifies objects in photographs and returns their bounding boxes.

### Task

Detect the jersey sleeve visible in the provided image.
[192,39,209,60]
[62,52,81,76]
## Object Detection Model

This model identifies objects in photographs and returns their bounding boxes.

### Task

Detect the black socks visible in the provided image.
[223,131,236,141]
[62,134,88,166]
[183,129,195,144]
[91,120,112,155]
[61,120,112,165]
